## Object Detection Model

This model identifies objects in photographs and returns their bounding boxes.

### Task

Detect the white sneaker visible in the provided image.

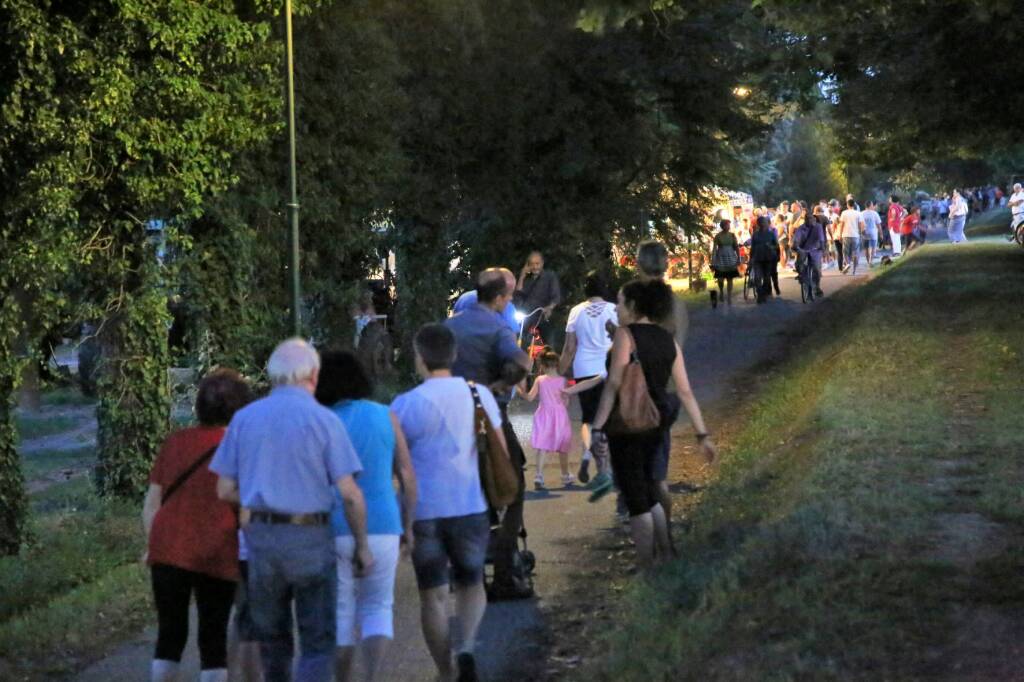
[199,670,228,682]
[562,474,576,487]
[151,660,180,682]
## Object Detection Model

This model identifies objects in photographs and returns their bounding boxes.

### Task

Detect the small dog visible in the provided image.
[880,255,893,266]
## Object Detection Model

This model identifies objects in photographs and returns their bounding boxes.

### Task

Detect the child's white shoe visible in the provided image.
[562,474,576,488]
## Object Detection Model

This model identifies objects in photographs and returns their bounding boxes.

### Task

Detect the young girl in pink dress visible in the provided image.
[523,352,574,490]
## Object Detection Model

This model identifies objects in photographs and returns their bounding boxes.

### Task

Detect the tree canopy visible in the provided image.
[762,0,1024,178]
[2,0,1019,562]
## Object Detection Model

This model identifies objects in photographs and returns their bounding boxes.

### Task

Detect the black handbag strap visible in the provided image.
[161,445,218,504]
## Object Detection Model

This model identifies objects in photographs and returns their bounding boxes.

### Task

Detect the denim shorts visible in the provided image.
[863,238,878,249]
[411,512,490,590]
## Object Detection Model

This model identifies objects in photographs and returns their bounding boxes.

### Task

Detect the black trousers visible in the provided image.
[492,404,527,590]
[834,239,844,270]
[151,563,236,669]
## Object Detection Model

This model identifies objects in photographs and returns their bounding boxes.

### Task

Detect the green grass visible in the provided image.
[20,446,95,480]
[581,242,1024,680]
[0,477,149,679]
[965,207,1011,237]
[15,413,80,441]
[40,386,96,407]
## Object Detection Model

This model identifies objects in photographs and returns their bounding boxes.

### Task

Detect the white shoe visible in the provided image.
[151,660,180,682]
[200,670,228,682]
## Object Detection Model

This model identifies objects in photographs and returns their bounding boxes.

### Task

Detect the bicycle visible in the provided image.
[742,261,755,302]
[796,254,815,303]
[1011,213,1024,246]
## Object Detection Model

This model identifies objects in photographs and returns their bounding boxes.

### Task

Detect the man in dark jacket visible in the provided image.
[750,216,780,304]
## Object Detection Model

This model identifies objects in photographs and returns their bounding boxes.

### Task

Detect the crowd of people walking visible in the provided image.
[705,185,1003,307]
[141,241,714,682]
[139,179,1010,681]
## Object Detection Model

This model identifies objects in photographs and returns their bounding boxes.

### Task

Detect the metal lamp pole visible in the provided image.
[285,0,301,336]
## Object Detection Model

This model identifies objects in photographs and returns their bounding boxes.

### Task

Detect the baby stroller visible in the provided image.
[484,518,536,600]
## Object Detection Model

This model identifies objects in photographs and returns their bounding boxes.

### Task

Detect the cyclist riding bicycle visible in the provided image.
[1008,183,1024,241]
[793,209,827,298]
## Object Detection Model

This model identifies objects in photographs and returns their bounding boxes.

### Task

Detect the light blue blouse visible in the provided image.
[329,400,402,537]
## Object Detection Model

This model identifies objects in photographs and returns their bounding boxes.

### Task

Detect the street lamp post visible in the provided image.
[285,0,301,336]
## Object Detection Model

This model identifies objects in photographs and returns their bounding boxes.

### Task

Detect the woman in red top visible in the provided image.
[901,205,923,253]
[143,369,253,682]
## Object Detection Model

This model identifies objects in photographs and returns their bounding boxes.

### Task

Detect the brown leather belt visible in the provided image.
[249,511,329,526]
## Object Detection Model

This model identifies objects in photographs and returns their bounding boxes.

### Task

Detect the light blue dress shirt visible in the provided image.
[211,385,362,514]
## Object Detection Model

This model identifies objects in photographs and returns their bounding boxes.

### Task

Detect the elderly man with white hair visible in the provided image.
[1009,183,1024,240]
[211,338,370,682]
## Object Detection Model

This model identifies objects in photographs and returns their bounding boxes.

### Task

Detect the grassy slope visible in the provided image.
[15,414,80,441]
[0,479,149,680]
[965,207,1011,237]
[583,242,1024,680]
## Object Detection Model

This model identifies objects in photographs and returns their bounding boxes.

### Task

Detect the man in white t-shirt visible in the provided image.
[391,323,504,682]
[860,200,882,267]
[559,271,617,483]
[1008,183,1024,239]
[839,199,865,275]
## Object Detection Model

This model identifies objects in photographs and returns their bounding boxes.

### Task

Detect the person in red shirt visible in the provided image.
[143,369,253,682]
[887,195,907,256]
[900,205,923,253]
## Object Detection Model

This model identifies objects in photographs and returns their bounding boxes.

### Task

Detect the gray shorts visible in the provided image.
[411,512,490,590]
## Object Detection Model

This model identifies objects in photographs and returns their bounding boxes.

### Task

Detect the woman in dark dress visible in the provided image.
[589,280,717,569]
[750,215,780,304]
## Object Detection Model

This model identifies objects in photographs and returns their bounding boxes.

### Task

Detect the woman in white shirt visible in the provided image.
[559,271,618,483]
[948,189,969,243]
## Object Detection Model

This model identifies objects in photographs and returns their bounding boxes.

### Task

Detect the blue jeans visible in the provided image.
[245,522,336,682]
[842,237,860,270]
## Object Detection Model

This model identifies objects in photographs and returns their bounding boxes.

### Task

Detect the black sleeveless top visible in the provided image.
[627,322,676,406]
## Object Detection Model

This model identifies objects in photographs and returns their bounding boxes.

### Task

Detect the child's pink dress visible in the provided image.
[530,376,573,454]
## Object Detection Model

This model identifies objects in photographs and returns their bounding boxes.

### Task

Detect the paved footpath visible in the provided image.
[72,252,879,682]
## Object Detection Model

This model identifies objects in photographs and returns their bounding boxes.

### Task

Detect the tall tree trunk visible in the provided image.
[15,289,40,412]
[95,265,171,499]
[393,220,451,368]
[0,296,29,554]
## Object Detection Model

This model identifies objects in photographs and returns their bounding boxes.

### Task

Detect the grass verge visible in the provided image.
[21,446,95,481]
[15,414,80,441]
[965,207,1011,237]
[40,386,96,408]
[0,478,148,680]
[579,242,1024,680]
